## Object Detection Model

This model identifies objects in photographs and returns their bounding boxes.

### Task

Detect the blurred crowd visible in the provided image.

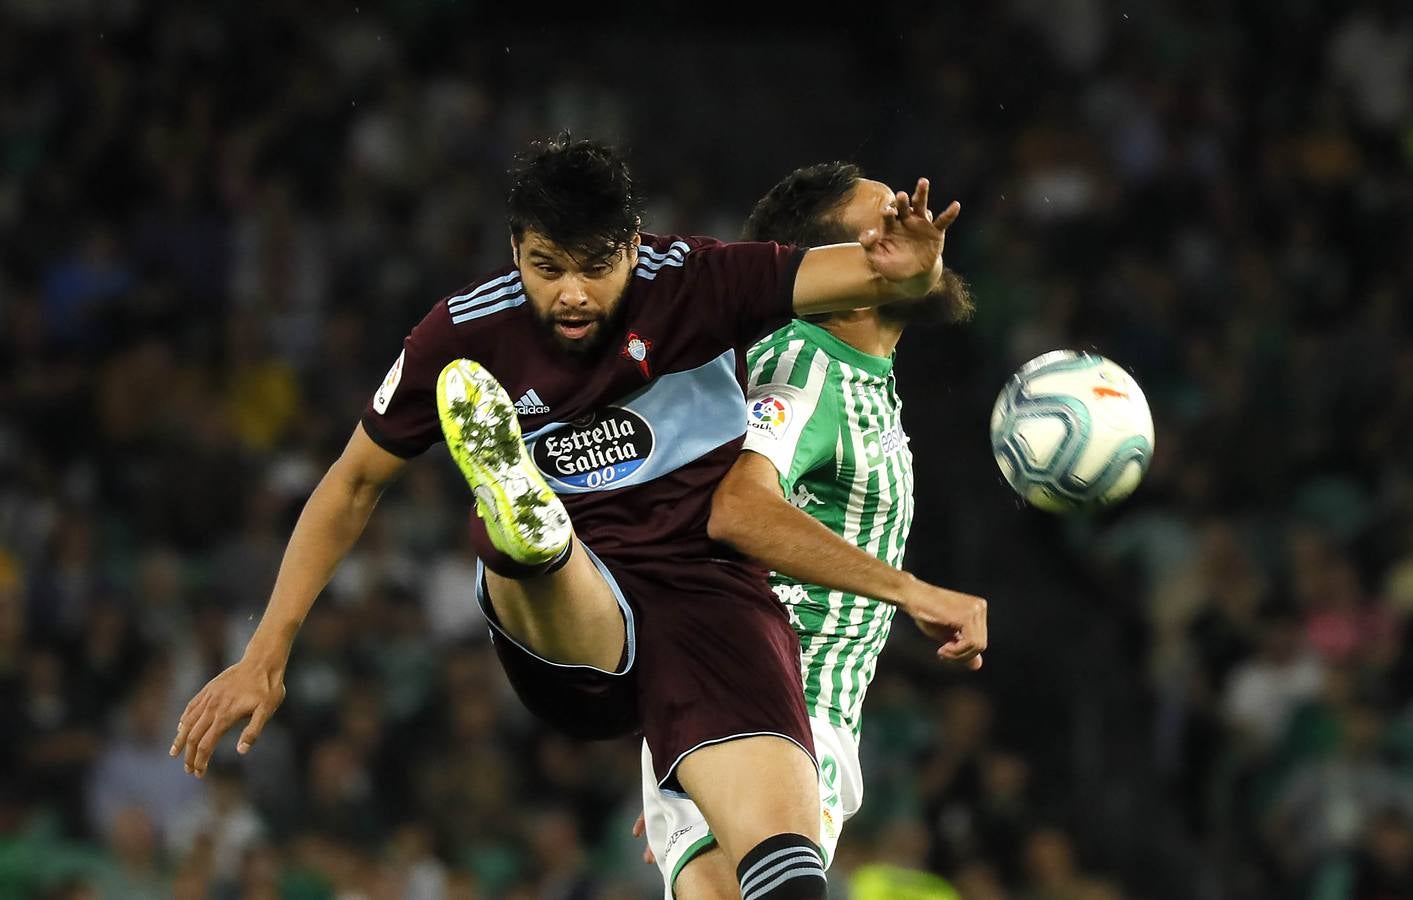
[1,1,1410,898]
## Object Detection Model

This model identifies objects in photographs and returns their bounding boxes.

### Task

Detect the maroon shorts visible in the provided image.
[476,545,814,789]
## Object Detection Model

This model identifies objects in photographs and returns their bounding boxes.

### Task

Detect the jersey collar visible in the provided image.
[794,319,894,377]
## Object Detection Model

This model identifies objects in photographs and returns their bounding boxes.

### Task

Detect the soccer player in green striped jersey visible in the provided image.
[637,164,988,899]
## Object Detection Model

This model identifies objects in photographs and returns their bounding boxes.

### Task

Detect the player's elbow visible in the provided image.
[325,456,390,516]
[706,483,751,547]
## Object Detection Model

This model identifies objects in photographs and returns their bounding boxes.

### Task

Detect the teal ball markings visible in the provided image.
[990,350,1155,513]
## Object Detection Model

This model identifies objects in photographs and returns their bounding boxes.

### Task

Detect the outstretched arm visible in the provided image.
[169,423,406,776]
[791,178,960,316]
[708,451,986,668]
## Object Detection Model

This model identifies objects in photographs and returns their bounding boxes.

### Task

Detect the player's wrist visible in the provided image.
[927,256,945,292]
[911,257,944,295]
[891,256,943,299]
[884,570,923,610]
[242,628,295,672]
[240,650,289,677]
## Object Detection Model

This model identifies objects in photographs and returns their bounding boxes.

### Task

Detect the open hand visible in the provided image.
[170,658,286,777]
[858,178,961,290]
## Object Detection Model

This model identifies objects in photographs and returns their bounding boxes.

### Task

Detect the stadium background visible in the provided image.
[2,1,1410,898]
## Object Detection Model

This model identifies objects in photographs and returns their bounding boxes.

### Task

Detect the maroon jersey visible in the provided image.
[361,234,803,568]
[365,234,815,782]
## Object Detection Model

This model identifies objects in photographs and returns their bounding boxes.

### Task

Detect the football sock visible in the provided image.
[469,512,572,578]
[541,538,573,575]
[737,833,827,900]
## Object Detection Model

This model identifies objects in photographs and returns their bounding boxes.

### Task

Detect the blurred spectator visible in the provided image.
[1301,557,1399,669]
[87,667,205,845]
[1328,1,1413,134]
[40,226,133,350]
[169,762,265,886]
[130,545,191,648]
[422,529,490,645]
[90,807,167,900]
[384,821,454,900]
[209,487,292,612]
[524,805,600,899]
[27,508,100,639]
[1018,827,1123,900]
[304,736,384,849]
[1223,613,1325,755]
[15,647,99,835]
[952,861,1012,900]
[223,844,283,900]
[1322,808,1413,898]
[1267,706,1413,876]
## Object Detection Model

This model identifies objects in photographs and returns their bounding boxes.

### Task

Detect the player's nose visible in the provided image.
[558,277,591,307]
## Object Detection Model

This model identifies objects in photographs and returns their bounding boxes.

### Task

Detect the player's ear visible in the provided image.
[510,234,520,266]
[626,232,641,267]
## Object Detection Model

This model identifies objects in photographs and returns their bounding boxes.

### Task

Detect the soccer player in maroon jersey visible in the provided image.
[170,137,985,900]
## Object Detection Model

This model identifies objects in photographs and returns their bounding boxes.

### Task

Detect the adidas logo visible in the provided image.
[514,389,551,416]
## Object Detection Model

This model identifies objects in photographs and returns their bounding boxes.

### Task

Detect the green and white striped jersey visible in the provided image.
[743,319,914,737]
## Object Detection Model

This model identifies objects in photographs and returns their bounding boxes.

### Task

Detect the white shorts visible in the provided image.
[640,717,863,899]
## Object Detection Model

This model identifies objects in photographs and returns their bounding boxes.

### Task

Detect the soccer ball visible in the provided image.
[990,350,1155,513]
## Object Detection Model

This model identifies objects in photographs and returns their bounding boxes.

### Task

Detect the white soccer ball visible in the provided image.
[990,350,1155,513]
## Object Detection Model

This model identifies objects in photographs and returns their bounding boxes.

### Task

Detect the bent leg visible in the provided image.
[481,534,626,672]
[438,358,627,673]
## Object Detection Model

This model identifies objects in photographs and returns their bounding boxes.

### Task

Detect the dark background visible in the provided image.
[1,1,1411,898]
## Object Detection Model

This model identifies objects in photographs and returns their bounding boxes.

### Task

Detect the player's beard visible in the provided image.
[538,287,631,356]
[877,267,975,326]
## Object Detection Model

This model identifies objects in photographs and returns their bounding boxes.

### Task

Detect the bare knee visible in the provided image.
[673,846,737,900]
[674,735,820,867]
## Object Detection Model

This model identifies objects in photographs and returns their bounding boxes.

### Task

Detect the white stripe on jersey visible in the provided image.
[748,344,779,387]
[818,363,879,716]
[803,363,870,717]
[639,240,689,261]
[450,283,524,316]
[836,372,897,719]
[637,254,685,272]
[451,293,527,324]
[448,272,521,310]
[771,340,807,388]
[634,241,689,280]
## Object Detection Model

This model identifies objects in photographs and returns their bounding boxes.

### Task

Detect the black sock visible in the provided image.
[541,538,573,575]
[736,833,827,900]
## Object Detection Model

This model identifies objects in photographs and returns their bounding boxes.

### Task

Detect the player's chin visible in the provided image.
[552,321,602,354]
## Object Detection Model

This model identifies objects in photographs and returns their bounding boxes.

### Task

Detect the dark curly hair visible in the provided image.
[506,134,643,262]
[741,161,861,247]
[745,161,975,325]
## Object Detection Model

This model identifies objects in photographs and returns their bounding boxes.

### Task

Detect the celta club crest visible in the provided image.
[620,331,653,378]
